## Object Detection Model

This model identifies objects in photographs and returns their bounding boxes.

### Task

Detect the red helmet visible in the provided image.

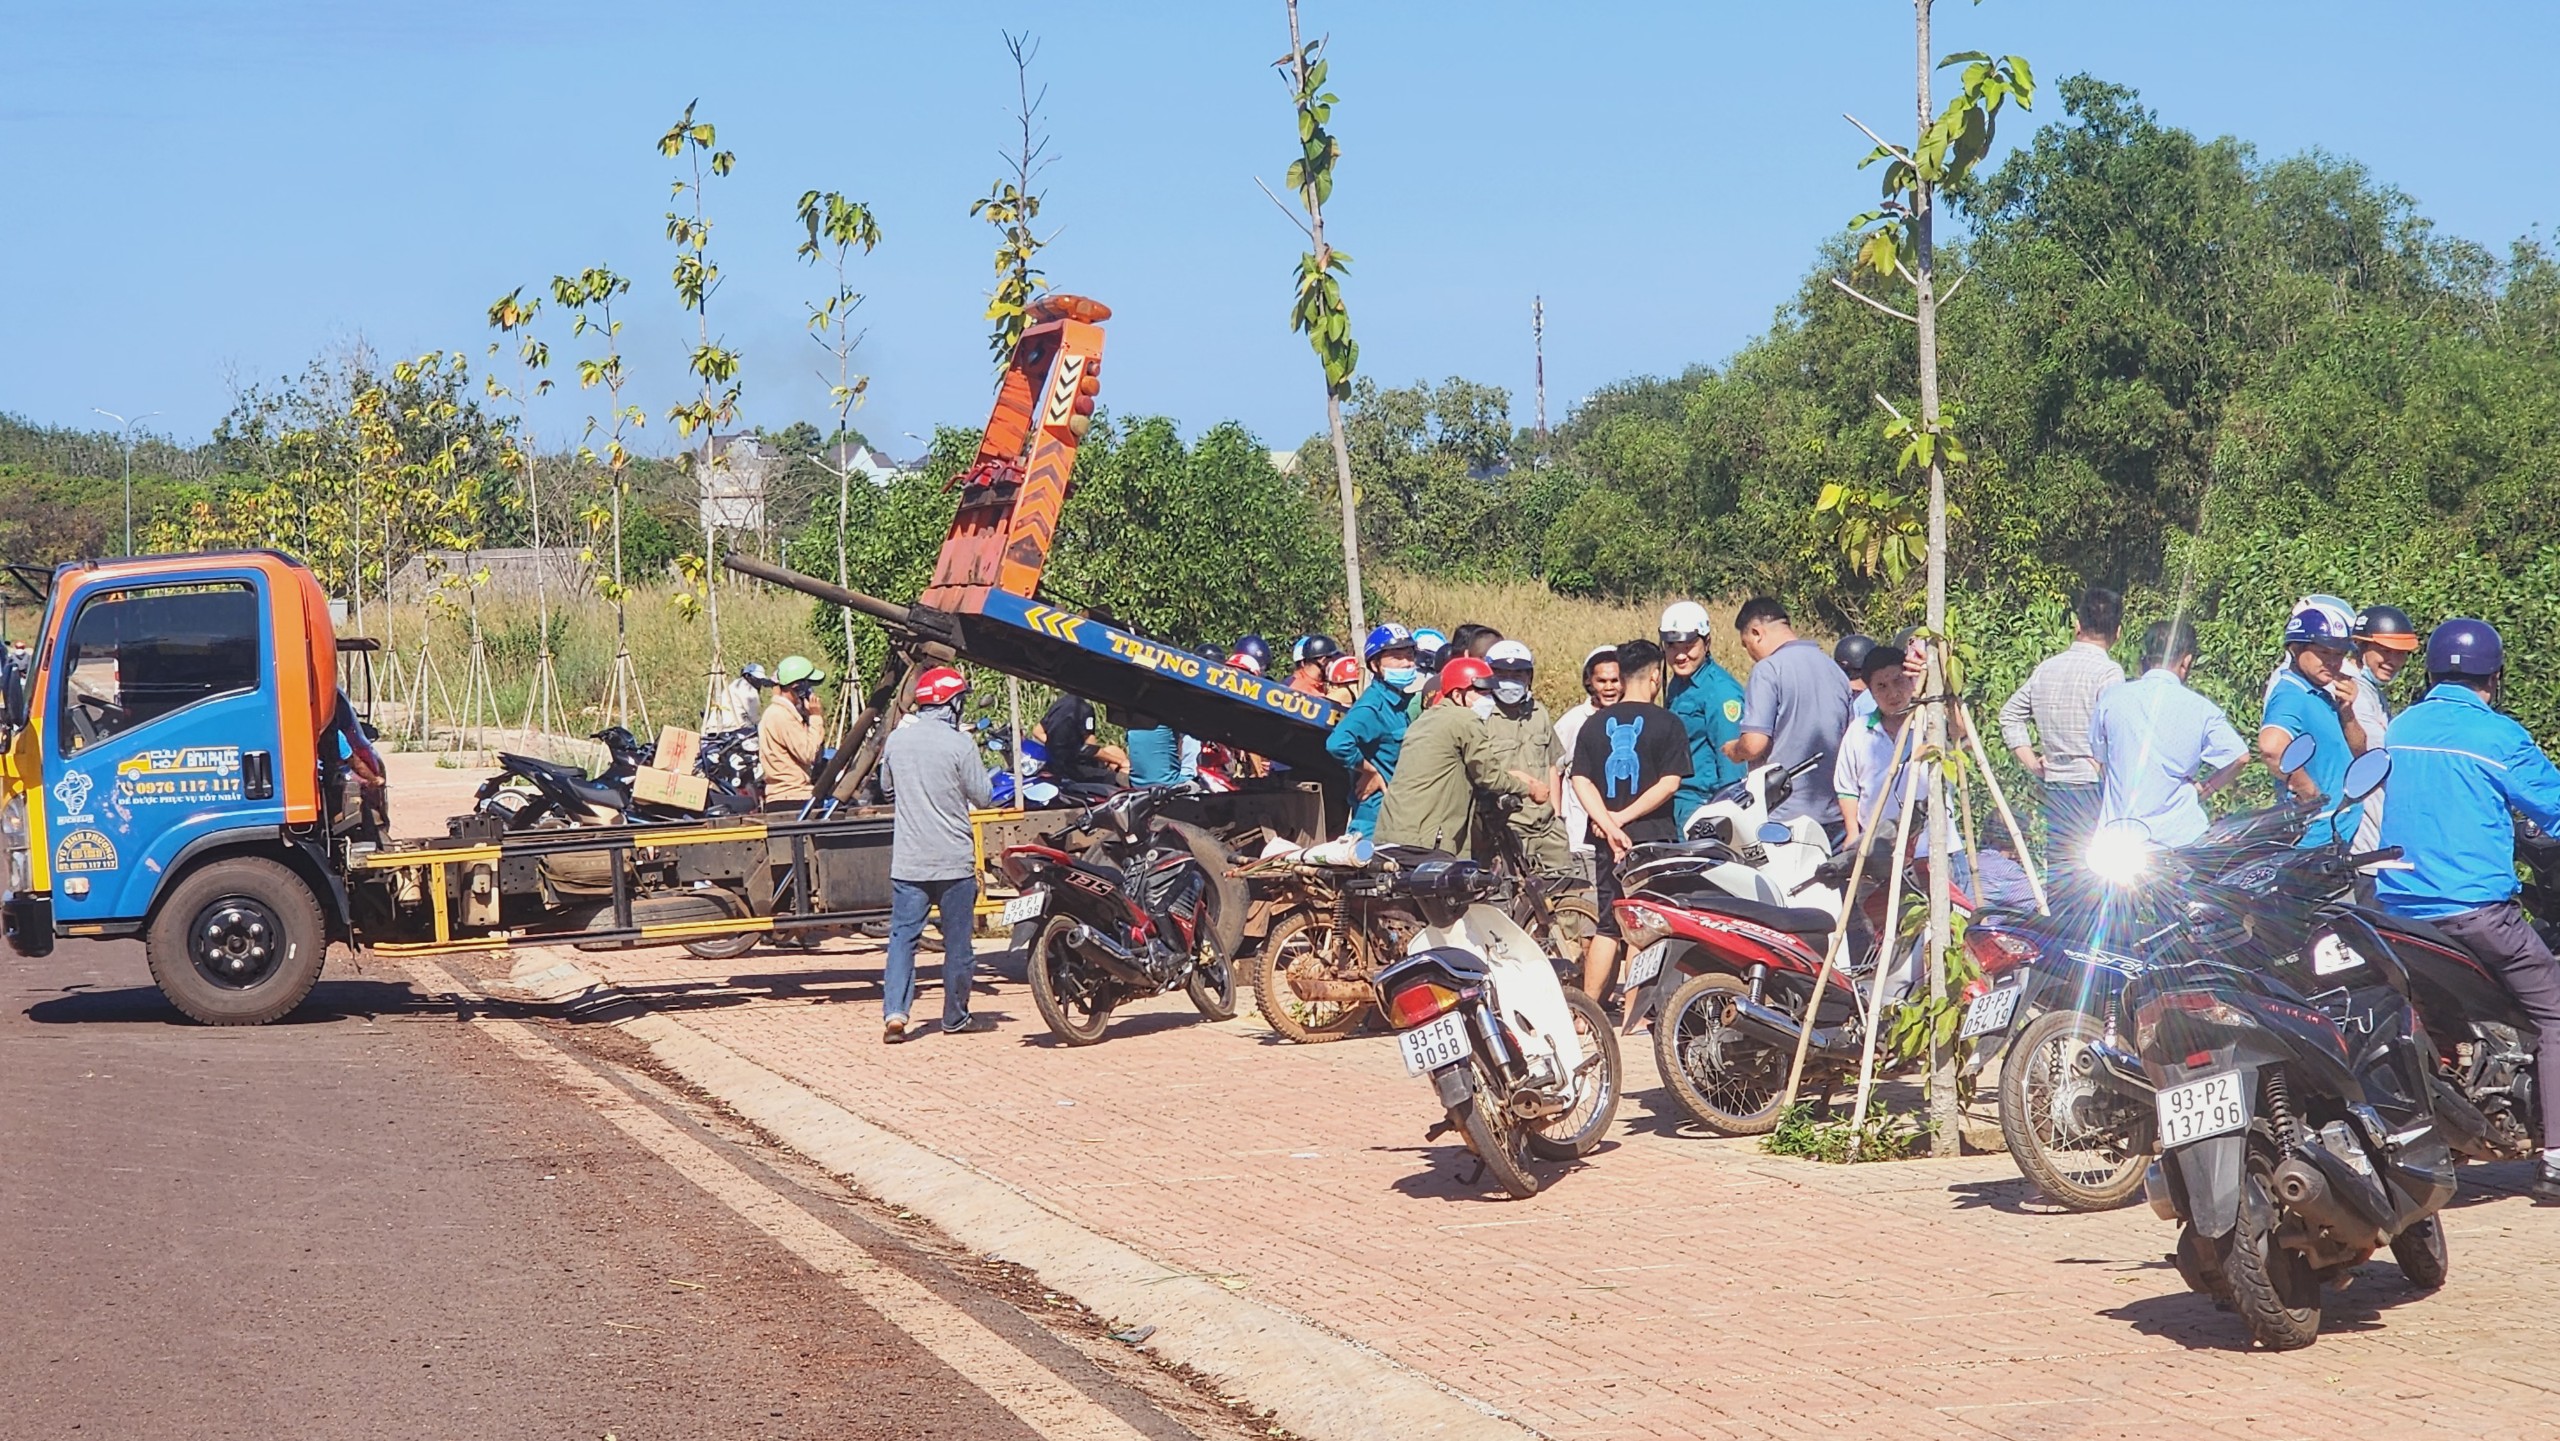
[913,666,968,706]
[1323,655,1361,686]
[1225,650,1265,677]
[1438,656,1494,696]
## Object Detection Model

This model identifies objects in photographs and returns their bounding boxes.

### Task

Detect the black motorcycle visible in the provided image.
[1976,747,2328,1211]
[996,783,1245,1045]
[476,727,757,831]
[2123,748,2456,1350]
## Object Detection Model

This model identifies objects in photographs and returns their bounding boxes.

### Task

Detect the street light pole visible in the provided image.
[91,408,159,556]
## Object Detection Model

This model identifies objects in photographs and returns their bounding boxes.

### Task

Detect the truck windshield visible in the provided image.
[58,582,262,754]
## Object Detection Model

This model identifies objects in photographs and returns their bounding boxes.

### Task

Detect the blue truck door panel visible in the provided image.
[46,570,287,923]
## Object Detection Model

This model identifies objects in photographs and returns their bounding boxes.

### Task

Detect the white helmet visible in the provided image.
[1659,600,1711,643]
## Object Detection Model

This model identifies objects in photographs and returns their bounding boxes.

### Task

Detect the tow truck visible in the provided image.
[0,293,1345,1024]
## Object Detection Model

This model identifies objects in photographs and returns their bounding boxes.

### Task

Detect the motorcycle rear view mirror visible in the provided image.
[2277,733,2318,778]
[1756,821,1793,847]
[2341,747,2391,804]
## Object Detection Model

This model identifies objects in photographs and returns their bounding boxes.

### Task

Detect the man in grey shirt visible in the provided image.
[1722,597,1853,837]
[880,665,996,1043]
[1998,587,2125,871]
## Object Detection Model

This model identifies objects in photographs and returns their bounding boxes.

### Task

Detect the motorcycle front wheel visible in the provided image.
[1453,1089,1540,1199]
[1184,944,1237,1021]
[1998,1008,2148,1210]
[1252,910,1376,1043]
[1027,915,1116,1046]
[1526,988,1621,1160]
[1655,972,1793,1135]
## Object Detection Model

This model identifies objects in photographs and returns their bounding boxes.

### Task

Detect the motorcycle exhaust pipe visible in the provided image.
[1288,974,1377,1004]
[2272,1154,2389,1247]
[1727,994,1856,1058]
[1064,924,1157,986]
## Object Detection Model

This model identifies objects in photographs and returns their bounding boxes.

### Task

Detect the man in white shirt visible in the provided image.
[1835,645,1924,847]
[2090,621,2250,850]
[1554,646,1621,874]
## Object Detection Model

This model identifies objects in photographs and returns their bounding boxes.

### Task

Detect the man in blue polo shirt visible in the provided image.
[2376,619,2560,1199]
[2258,598,2369,847]
[1658,599,1746,832]
[1325,622,1422,837]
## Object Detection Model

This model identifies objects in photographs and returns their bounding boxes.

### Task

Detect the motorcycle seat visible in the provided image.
[1659,889,1836,939]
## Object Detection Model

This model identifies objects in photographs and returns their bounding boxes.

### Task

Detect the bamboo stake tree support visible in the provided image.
[553,266,649,738]
[795,184,883,731]
[1776,713,1922,1114]
[1828,3,2034,1155]
[657,102,742,732]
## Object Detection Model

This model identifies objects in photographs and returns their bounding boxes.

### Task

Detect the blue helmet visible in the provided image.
[2283,598,2355,650]
[1362,621,1414,662]
[2425,617,2504,678]
[1233,634,1272,668]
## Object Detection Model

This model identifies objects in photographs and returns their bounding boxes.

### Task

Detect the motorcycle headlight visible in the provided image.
[2084,826,2156,888]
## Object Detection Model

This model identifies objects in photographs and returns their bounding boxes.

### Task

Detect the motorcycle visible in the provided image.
[477,727,758,831]
[1375,858,1621,1198]
[1615,818,1993,1135]
[2121,748,2456,1350]
[1242,805,1598,1046]
[1648,755,1838,914]
[1976,737,2328,1211]
[997,782,1245,1044]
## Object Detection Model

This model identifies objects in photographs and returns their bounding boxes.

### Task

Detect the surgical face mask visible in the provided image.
[1467,693,1497,719]
[1492,679,1530,707]
[1380,664,1419,692]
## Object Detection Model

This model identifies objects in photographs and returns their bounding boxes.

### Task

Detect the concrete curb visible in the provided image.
[614,1009,1539,1441]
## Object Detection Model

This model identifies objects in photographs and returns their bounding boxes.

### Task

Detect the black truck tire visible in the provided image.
[145,856,329,1026]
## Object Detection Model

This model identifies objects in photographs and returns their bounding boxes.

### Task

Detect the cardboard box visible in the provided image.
[654,725,703,775]
[631,763,709,811]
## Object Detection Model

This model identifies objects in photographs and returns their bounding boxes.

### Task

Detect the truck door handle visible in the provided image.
[243,750,274,801]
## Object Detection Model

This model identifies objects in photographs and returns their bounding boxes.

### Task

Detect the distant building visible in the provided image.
[700,433,777,537]
[821,440,911,485]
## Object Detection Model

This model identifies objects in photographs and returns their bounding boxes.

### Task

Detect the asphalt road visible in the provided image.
[0,941,1250,1441]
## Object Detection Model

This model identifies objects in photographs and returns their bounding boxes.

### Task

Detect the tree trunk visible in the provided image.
[1289,0,1365,653]
[1914,0,1958,1158]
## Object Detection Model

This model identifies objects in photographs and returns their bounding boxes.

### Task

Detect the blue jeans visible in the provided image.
[884,875,979,1029]
[2042,781,2103,873]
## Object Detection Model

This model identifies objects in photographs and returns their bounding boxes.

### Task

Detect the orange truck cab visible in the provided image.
[1,550,377,1022]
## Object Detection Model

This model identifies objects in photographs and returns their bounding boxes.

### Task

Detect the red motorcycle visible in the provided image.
[996,782,1245,1045]
[1615,845,2015,1134]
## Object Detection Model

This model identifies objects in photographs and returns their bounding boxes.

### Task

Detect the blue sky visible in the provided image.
[13,2,2554,459]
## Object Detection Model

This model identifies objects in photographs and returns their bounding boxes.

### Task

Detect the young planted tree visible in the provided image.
[659,101,743,725]
[972,32,1054,365]
[485,287,566,742]
[553,265,649,731]
[1268,2,1365,648]
[1829,2,2033,1155]
[795,187,883,728]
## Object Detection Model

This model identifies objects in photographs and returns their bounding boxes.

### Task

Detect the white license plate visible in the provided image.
[2155,1070,2248,1148]
[999,890,1047,927]
[1625,939,1668,988]
[1399,1012,1470,1075]
[1959,982,2023,1039]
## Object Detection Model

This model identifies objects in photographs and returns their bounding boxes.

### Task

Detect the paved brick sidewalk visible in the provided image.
[511,936,2560,1441]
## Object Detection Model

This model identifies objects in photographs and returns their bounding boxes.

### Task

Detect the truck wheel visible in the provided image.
[145,857,329,1026]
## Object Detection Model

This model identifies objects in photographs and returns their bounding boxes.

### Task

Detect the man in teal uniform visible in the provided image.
[1658,599,1746,833]
[1324,621,1422,837]
[2258,599,2366,848]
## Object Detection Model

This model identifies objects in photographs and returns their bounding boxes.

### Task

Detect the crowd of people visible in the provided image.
[865,586,2560,1197]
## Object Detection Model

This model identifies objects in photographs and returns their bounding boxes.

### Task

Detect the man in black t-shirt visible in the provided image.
[1569,638,1692,1003]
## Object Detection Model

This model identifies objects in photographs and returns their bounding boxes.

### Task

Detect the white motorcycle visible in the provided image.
[1374,860,1621,1198]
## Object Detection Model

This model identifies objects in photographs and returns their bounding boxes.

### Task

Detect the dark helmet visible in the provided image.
[1293,634,1341,666]
[1233,634,1272,669]
[1833,634,1877,676]
[2425,617,2504,678]
[2353,604,2420,653]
